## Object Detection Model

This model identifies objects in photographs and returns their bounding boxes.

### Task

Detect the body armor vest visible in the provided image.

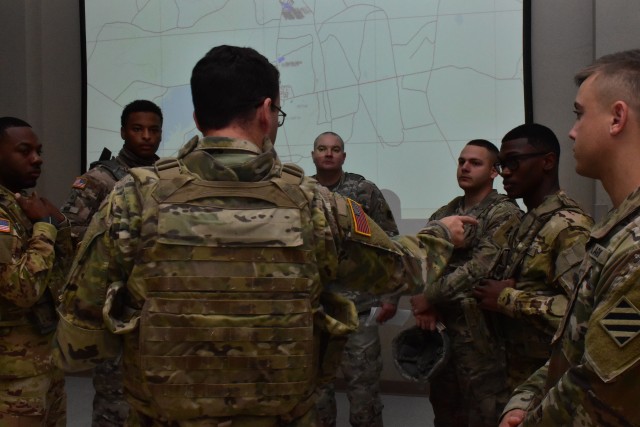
[122,160,321,420]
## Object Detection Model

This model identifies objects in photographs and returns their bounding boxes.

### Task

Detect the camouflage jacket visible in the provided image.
[427,190,522,309]
[0,185,72,379]
[314,171,399,312]
[497,191,593,359]
[60,147,159,245]
[54,136,455,418]
[503,187,640,426]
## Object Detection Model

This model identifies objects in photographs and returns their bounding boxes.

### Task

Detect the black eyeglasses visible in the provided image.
[273,104,287,127]
[496,152,549,173]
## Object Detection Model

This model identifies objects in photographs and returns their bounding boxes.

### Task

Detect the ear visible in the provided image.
[542,152,557,172]
[257,98,272,132]
[120,127,125,140]
[610,101,628,136]
[490,166,499,179]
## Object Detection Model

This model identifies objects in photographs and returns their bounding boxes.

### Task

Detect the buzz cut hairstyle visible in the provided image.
[466,139,499,162]
[574,49,640,117]
[121,100,163,128]
[0,117,31,141]
[502,123,560,158]
[313,131,344,150]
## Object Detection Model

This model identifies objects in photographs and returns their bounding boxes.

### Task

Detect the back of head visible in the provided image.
[574,49,640,119]
[502,123,560,158]
[121,100,163,127]
[191,45,280,132]
[0,116,31,141]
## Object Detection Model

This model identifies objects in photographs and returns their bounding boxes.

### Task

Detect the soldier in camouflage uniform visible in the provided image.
[60,99,162,427]
[410,140,522,427]
[473,123,593,392]
[53,45,476,427]
[0,117,72,426]
[311,131,399,427]
[499,48,640,427]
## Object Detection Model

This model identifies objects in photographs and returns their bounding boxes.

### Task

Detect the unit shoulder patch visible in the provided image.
[347,198,371,237]
[72,177,87,190]
[600,296,640,347]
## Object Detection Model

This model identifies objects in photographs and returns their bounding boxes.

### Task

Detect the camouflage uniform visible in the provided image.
[314,172,399,427]
[60,147,158,427]
[495,191,592,390]
[426,190,522,427]
[0,186,72,426]
[502,186,640,426]
[54,136,456,427]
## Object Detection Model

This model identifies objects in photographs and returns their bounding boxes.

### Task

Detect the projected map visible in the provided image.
[84,0,524,225]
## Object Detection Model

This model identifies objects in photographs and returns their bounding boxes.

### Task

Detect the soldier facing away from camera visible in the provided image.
[53,45,476,426]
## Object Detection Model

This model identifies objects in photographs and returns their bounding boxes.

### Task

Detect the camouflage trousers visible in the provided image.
[93,358,129,427]
[0,369,66,427]
[316,314,384,427]
[429,328,509,427]
[125,406,321,427]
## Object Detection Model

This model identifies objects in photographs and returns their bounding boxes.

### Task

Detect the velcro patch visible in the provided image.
[347,198,371,237]
[0,218,10,233]
[72,177,87,189]
[600,296,640,347]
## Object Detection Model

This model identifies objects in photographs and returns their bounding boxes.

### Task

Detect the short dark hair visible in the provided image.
[191,45,280,131]
[502,123,560,157]
[313,131,345,150]
[121,100,163,128]
[466,139,499,161]
[574,49,640,116]
[0,117,31,141]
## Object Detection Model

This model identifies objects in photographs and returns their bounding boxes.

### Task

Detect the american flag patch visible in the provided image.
[72,177,87,189]
[600,296,640,347]
[347,198,371,237]
[0,218,11,233]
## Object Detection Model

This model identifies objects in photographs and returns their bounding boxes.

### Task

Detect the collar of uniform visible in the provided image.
[590,186,640,240]
[196,136,264,155]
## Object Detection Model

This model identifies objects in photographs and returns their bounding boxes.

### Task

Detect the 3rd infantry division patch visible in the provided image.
[600,296,640,347]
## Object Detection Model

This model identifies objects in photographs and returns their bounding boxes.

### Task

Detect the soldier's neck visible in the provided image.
[315,170,344,189]
[463,186,493,210]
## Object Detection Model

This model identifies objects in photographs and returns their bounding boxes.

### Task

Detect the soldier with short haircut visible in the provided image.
[312,131,399,427]
[53,45,476,426]
[500,48,640,427]
[473,123,593,391]
[0,117,72,426]
[60,99,162,427]
[411,139,522,427]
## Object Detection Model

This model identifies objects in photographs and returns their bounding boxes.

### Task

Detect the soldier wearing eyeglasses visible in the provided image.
[473,123,593,392]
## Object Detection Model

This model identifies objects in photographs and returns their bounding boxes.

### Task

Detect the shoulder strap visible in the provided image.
[90,158,129,181]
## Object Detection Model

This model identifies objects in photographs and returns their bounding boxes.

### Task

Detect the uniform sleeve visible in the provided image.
[55,176,140,372]
[425,203,520,306]
[60,169,116,246]
[497,218,591,333]
[0,214,58,308]
[517,264,640,426]
[314,187,453,297]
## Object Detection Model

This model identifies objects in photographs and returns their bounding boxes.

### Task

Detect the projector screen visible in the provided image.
[81,0,530,229]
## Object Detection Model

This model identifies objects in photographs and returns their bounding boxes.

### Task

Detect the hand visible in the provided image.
[439,215,478,248]
[375,302,397,324]
[15,192,53,221]
[499,409,526,427]
[472,278,515,312]
[414,310,439,331]
[410,294,430,315]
